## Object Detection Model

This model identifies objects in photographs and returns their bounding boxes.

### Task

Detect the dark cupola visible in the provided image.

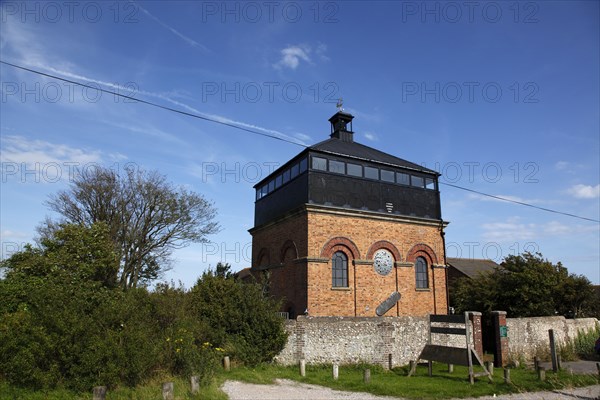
[329,111,354,143]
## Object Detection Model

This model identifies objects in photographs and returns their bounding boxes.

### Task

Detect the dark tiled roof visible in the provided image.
[309,138,439,175]
[447,258,499,279]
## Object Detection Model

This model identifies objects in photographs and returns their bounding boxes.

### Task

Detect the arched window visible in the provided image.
[415,256,429,289]
[332,251,348,288]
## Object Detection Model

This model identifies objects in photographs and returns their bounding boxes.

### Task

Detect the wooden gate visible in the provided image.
[408,312,492,384]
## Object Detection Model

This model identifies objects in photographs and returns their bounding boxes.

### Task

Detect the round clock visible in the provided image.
[373,249,393,276]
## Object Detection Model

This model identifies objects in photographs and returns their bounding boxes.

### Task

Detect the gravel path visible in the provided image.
[221,379,600,400]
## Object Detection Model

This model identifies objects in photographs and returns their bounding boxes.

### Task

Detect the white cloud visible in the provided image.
[364,132,378,141]
[481,217,597,243]
[555,161,569,170]
[467,193,542,205]
[274,45,312,70]
[567,184,600,199]
[0,135,102,166]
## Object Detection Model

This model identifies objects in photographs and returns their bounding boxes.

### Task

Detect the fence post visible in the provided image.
[533,356,540,372]
[448,364,454,373]
[364,369,371,384]
[333,364,339,380]
[300,359,306,377]
[549,329,558,372]
[162,382,174,400]
[190,376,199,394]
[223,356,231,371]
[503,368,511,384]
[538,367,546,382]
[492,311,508,367]
[92,386,107,400]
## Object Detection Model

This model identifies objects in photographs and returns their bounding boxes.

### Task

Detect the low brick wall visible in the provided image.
[274,316,472,368]
[506,316,599,360]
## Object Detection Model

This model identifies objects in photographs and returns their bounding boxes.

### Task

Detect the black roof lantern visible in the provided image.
[329,111,354,143]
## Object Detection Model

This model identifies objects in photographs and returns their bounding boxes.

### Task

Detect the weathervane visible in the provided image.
[336,97,344,112]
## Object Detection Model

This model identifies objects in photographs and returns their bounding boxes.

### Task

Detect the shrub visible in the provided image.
[559,324,600,361]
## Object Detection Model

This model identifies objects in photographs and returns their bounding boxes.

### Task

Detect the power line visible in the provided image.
[2,59,598,224]
[0,60,306,148]
[440,182,600,223]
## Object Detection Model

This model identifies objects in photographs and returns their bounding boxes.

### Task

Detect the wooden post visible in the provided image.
[388,353,393,370]
[448,364,454,373]
[596,362,600,378]
[162,382,174,400]
[333,364,339,380]
[428,361,432,377]
[363,369,371,384]
[538,367,546,382]
[300,359,306,377]
[409,360,415,376]
[533,356,539,372]
[223,356,231,371]
[549,329,558,372]
[485,361,494,376]
[557,354,562,370]
[92,386,107,400]
[190,376,199,394]
[503,368,511,384]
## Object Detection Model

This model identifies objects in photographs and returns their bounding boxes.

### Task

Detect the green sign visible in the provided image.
[499,326,508,338]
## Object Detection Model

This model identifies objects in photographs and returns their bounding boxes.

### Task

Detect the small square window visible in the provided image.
[291,163,299,178]
[299,157,308,173]
[412,176,424,188]
[381,169,395,182]
[396,172,410,185]
[312,157,327,171]
[282,169,291,184]
[329,160,345,174]
[261,184,268,197]
[365,166,379,180]
[274,175,282,188]
[268,180,275,192]
[347,163,362,177]
[256,189,261,200]
[425,178,435,190]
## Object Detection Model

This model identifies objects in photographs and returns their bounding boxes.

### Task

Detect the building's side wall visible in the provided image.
[306,208,447,317]
[250,211,309,318]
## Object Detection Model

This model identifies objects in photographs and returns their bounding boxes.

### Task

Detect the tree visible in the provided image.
[42,166,220,288]
[189,264,288,365]
[452,252,598,318]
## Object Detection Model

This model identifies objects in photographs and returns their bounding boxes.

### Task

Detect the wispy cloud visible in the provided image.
[18,64,307,146]
[136,3,208,51]
[364,132,378,141]
[481,217,598,243]
[567,184,600,199]
[274,44,312,70]
[0,135,103,166]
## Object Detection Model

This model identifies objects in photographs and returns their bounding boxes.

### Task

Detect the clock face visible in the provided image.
[373,249,393,276]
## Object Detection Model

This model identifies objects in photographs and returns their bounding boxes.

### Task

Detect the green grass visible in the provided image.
[1,363,598,399]
[215,362,599,399]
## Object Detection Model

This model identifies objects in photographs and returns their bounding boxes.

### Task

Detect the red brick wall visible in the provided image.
[251,205,448,318]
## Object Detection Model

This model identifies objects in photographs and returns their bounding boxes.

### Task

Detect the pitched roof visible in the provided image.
[309,137,439,175]
[447,258,499,279]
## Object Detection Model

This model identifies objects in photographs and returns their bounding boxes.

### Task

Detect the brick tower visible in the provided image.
[249,111,448,318]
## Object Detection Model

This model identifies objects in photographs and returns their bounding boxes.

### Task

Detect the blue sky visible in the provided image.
[1,1,599,287]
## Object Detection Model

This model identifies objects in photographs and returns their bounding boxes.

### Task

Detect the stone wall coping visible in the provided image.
[492,310,507,315]
[432,264,447,269]
[294,315,429,323]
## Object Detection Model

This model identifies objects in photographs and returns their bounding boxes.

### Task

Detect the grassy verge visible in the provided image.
[2,362,598,399]
[216,362,599,399]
